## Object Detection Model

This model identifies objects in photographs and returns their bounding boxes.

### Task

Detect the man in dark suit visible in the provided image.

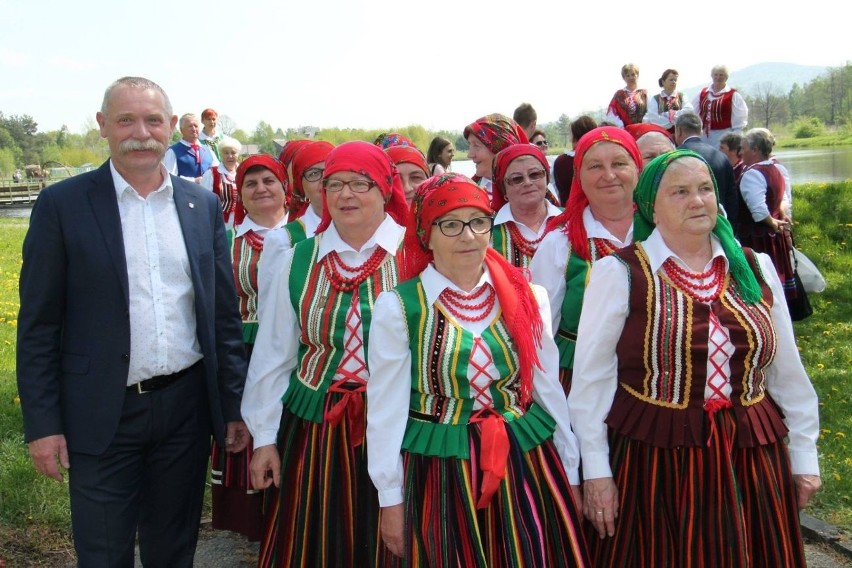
[675,112,739,227]
[17,76,248,567]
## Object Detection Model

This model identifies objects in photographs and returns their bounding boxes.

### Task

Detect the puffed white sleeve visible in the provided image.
[568,256,629,480]
[200,168,215,191]
[530,231,569,334]
[257,229,293,323]
[642,96,666,127]
[529,285,581,484]
[755,253,820,475]
[739,168,771,222]
[241,247,300,448]
[732,91,749,131]
[366,290,412,507]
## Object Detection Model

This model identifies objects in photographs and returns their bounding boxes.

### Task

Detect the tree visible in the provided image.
[218,114,237,136]
[746,82,789,128]
[250,121,276,154]
[555,114,572,147]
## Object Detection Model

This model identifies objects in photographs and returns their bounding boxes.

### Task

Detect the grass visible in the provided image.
[0,181,850,559]
[786,180,852,528]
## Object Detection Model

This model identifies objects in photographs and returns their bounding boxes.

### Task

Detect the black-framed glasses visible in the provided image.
[534,140,548,147]
[323,179,375,193]
[432,216,494,237]
[504,169,547,187]
[303,167,324,182]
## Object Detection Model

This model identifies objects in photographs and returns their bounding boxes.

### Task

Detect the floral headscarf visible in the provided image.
[463,113,527,154]
[374,132,416,150]
[385,145,429,176]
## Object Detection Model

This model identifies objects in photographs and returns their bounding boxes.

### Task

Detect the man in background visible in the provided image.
[513,102,538,140]
[163,112,219,183]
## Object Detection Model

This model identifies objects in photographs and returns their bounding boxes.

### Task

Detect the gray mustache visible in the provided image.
[119,139,166,154]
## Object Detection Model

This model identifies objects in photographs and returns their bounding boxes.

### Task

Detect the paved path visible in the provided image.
[182,527,852,568]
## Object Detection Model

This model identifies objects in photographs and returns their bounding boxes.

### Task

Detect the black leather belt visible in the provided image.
[557,329,578,341]
[128,360,202,394]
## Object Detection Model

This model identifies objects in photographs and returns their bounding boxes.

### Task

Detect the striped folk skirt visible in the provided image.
[380,422,591,567]
[210,441,265,541]
[589,408,806,567]
[258,389,381,568]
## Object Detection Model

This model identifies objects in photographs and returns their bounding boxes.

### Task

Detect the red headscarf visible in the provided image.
[289,141,334,220]
[624,123,675,143]
[550,126,643,261]
[463,113,526,154]
[276,139,312,211]
[490,144,551,212]
[316,141,409,234]
[403,173,543,408]
[234,155,287,226]
[385,145,429,175]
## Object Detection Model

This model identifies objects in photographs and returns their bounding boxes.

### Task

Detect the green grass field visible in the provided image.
[0,180,850,559]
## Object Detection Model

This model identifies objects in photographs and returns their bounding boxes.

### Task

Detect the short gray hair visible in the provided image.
[675,112,703,135]
[744,128,775,156]
[179,113,199,129]
[101,76,173,117]
[711,65,729,77]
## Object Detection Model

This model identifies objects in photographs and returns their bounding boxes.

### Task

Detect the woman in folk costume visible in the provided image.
[258,141,335,302]
[242,141,409,567]
[210,154,289,541]
[463,113,526,197]
[385,145,429,204]
[604,63,647,127]
[201,136,244,229]
[642,68,693,133]
[569,150,820,567]
[367,173,591,567]
[490,144,563,268]
[529,127,642,395]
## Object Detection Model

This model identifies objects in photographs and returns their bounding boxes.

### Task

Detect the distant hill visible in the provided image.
[683,62,829,99]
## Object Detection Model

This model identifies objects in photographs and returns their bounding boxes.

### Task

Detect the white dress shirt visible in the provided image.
[110,162,202,386]
[529,206,633,334]
[568,229,820,480]
[367,264,581,507]
[241,215,404,448]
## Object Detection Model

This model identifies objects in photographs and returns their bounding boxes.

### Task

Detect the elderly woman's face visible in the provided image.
[579,142,639,213]
[503,156,547,210]
[652,157,718,238]
[221,147,239,171]
[324,171,386,235]
[428,206,490,276]
[467,135,495,179]
[712,70,728,87]
[241,168,286,219]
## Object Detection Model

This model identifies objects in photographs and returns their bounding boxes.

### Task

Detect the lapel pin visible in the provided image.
[188,202,195,209]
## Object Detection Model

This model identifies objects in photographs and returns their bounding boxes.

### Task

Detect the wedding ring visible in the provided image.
[596,510,604,515]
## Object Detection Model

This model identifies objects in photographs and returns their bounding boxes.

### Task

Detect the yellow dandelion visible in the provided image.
[817,363,825,369]
[836,432,847,439]
[833,473,842,481]
[14,396,20,405]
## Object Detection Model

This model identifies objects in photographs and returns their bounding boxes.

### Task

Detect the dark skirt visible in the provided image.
[380,422,590,567]
[589,408,806,567]
[211,342,265,542]
[738,231,797,301]
[258,389,380,568]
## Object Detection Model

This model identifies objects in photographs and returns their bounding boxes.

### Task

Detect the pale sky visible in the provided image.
[1,0,848,136]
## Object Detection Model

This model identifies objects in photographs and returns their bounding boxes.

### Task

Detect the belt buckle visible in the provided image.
[135,381,150,394]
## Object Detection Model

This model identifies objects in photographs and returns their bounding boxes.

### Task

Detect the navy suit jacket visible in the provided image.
[16,160,247,455]
[679,136,739,227]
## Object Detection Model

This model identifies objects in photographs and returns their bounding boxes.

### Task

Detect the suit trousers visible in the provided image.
[68,363,211,568]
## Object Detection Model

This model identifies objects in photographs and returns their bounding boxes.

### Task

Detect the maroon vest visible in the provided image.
[699,88,736,131]
[605,244,788,449]
[736,161,786,238]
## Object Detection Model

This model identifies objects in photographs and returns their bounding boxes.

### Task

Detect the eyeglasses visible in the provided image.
[504,169,547,187]
[323,179,375,193]
[534,140,548,147]
[303,167,324,182]
[432,216,494,237]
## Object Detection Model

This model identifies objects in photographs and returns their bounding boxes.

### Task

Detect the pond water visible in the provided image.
[451,147,852,186]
